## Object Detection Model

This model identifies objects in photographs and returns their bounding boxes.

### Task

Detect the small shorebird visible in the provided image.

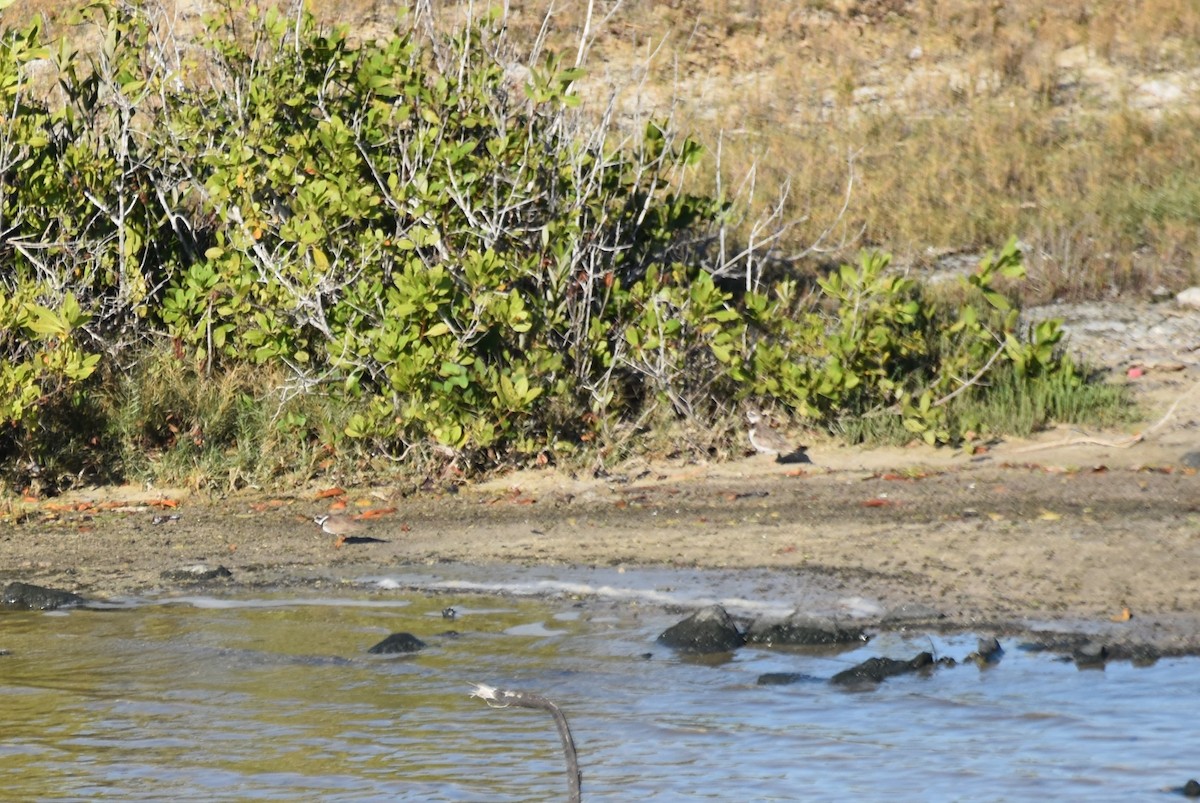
[313,513,383,547]
[746,410,811,464]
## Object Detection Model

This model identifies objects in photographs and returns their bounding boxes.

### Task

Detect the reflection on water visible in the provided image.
[1,580,1196,801]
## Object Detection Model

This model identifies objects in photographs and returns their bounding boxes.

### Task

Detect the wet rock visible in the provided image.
[1033,636,1162,666]
[160,564,233,582]
[965,637,1004,666]
[368,632,427,654]
[744,613,870,647]
[1181,451,1200,469]
[1073,641,1108,668]
[756,672,822,686]
[1117,643,1162,666]
[1,581,86,610]
[1182,779,1200,797]
[657,605,745,654]
[831,651,934,685]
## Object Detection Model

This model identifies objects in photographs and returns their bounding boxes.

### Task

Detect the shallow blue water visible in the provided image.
[0,569,1196,801]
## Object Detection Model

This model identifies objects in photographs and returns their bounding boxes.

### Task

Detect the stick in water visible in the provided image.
[470,683,582,803]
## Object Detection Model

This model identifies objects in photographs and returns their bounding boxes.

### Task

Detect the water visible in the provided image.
[1,568,1197,801]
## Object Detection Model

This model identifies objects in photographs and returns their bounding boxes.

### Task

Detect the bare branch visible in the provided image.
[470,683,582,803]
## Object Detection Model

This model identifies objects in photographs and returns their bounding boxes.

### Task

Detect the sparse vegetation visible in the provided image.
[0,0,1142,494]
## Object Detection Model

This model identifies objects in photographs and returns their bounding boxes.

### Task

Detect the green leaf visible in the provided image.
[345,414,369,438]
[23,305,67,337]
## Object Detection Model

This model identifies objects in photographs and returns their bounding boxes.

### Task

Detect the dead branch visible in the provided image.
[470,682,582,802]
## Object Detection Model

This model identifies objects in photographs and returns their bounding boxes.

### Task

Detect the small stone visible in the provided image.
[1181,451,1200,469]
[368,632,427,654]
[1182,778,1200,797]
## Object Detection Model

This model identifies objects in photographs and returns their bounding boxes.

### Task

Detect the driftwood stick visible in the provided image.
[470,683,582,803]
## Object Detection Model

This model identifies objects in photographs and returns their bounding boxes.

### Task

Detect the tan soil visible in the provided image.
[4,355,1198,652]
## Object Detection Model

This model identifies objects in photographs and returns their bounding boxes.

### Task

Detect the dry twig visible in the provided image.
[470,682,582,802]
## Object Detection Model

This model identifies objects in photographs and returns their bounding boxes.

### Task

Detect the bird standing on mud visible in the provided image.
[313,513,386,547]
[746,410,811,464]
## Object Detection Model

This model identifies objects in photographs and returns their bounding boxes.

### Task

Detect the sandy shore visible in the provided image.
[4,413,1199,654]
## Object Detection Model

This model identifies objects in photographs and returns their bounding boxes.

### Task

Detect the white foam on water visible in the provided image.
[357,572,798,619]
[838,596,885,618]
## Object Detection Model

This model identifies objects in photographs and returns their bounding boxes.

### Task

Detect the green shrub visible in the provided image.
[0,1,1115,489]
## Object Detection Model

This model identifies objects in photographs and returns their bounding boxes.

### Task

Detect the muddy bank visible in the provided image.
[3,438,1198,654]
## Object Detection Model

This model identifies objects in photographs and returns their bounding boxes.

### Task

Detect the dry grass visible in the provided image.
[7,0,1200,299]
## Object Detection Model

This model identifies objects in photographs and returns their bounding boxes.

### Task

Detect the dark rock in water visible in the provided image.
[1121,643,1162,667]
[976,637,1002,659]
[1180,451,1200,469]
[831,651,934,685]
[160,564,233,582]
[368,632,427,655]
[657,605,745,654]
[745,613,869,647]
[2,581,86,610]
[965,637,1004,666]
[1182,779,1200,797]
[757,672,822,686]
[1022,635,1160,666]
[1073,641,1108,668]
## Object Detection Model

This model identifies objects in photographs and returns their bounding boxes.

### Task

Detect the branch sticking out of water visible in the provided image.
[470,682,582,802]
